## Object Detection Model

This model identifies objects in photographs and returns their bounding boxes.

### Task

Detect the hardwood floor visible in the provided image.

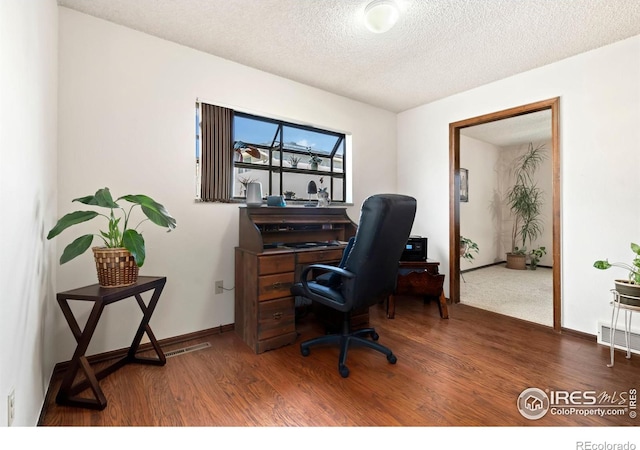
[39,296,640,428]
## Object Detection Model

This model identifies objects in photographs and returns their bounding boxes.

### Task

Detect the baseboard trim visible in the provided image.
[560,327,596,342]
[461,261,504,273]
[461,261,552,274]
[51,323,235,376]
[456,303,596,340]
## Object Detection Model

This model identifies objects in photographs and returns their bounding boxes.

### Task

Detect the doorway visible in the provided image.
[449,98,561,331]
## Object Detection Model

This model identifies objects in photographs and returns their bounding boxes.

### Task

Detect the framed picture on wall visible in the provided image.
[460,168,469,202]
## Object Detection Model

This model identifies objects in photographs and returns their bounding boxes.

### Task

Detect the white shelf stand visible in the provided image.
[607,288,640,367]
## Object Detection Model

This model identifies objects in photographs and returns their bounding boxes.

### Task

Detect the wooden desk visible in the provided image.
[55,276,167,410]
[387,261,448,319]
[235,206,358,353]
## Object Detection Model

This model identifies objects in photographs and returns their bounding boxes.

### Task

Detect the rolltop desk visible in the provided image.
[234,206,358,353]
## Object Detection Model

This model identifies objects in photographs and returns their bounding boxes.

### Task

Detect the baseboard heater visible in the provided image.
[597,321,640,355]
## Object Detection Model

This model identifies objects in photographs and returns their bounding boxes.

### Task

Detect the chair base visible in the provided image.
[300,325,397,378]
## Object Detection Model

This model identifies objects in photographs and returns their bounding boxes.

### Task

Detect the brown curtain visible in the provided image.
[200,103,233,202]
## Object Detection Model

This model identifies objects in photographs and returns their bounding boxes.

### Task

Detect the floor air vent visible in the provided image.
[598,322,640,355]
[164,342,211,358]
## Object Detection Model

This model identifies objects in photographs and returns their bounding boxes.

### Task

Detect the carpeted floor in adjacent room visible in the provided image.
[460,263,553,327]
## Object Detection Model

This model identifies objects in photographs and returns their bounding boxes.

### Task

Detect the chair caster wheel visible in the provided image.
[387,353,397,364]
[339,365,350,378]
[301,347,310,357]
[371,332,379,341]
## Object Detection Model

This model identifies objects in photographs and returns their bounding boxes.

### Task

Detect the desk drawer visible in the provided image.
[258,254,295,275]
[396,271,445,297]
[258,272,295,301]
[297,248,344,264]
[258,297,295,340]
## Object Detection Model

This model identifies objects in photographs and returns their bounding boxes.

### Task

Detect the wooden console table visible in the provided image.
[387,261,448,319]
[55,276,167,410]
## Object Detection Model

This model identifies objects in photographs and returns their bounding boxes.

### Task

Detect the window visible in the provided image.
[196,102,348,204]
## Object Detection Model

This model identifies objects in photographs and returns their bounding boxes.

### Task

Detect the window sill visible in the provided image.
[194,198,353,207]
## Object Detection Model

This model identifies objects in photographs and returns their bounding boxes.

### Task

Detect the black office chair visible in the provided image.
[294,237,355,320]
[290,194,417,377]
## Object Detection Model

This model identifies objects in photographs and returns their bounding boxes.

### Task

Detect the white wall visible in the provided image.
[460,136,501,269]
[398,35,640,334]
[55,8,397,361]
[0,0,58,427]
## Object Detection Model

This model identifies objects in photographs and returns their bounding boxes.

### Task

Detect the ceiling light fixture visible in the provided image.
[364,0,400,33]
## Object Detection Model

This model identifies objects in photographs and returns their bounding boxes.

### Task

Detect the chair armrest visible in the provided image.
[291,265,355,312]
[300,264,355,282]
[298,264,355,298]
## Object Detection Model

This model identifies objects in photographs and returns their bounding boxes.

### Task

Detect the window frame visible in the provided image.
[231,111,347,203]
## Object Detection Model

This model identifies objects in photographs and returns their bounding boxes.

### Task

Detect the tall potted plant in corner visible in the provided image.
[47,187,177,287]
[505,142,546,270]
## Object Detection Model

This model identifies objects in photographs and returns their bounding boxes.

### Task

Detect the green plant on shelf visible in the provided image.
[308,154,322,170]
[594,242,640,285]
[46,187,176,267]
[288,155,301,168]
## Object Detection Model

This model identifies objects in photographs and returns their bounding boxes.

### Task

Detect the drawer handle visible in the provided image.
[270,282,291,290]
[273,312,283,320]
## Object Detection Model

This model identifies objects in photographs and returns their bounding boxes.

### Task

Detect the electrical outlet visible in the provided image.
[7,388,15,426]
[215,280,223,294]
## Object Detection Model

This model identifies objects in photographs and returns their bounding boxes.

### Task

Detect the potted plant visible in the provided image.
[529,246,547,270]
[315,177,330,207]
[238,176,257,197]
[47,187,177,287]
[460,236,479,264]
[308,154,322,171]
[284,190,296,200]
[460,236,479,283]
[594,242,640,306]
[317,187,330,207]
[288,155,301,169]
[505,142,546,269]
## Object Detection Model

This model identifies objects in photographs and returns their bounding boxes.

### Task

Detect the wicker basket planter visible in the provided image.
[506,252,526,270]
[92,247,139,288]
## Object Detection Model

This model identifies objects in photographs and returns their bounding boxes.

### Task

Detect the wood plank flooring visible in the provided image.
[38,297,640,428]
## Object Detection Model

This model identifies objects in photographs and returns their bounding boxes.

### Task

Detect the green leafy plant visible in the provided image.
[512,246,527,256]
[308,154,322,166]
[529,246,547,270]
[47,187,176,267]
[460,236,479,263]
[593,242,640,285]
[506,142,546,254]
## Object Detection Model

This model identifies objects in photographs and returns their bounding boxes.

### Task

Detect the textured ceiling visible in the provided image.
[57,0,640,114]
